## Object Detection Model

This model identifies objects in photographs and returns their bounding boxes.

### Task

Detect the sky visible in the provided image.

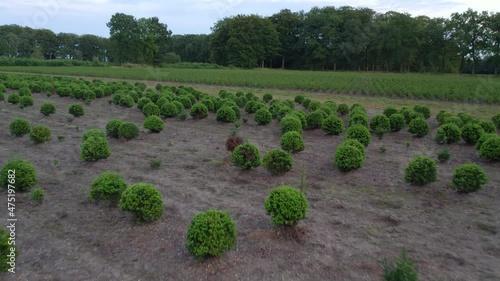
[0,0,499,37]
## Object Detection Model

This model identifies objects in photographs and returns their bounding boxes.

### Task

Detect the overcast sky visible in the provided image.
[0,0,499,37]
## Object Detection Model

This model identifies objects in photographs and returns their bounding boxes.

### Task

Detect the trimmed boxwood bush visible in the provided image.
[342,139,366,157]
[408,118,430,138]
[450,163,487,193]
[8,93,20,104]
[142,102,161,117]
[137,97,152,110]
[1,159,37,191]
[346,124,371,147]
[437,110,453,124]
[144,116,165,133]
[89,171,127,204]
[307,101,321,112]
[69,104,84,117]
[9,118,31,137]
[337,103,349,116]
[201,99,215,112]
[280,116,303,135]
[0,92,4,101]
[413,105,431,119]
[479,136,500,160]
[231,105,241,120]
[106,119,124,138]
[322,115,344,135]
[437,149,451,163]
[435,124,461,144]
[457,112,473,124]
[280,131,305,153]
[187,210,237,258]
[262,149,292,175]
[30,125,51,143]
[190,103,209,119]
[479,121,497,134]
[19,87,32,96]
[290,110,307,128]
[19,95,34,107]
[334,142,364,172]
[40,102,56,116]
[348,113,368,128]
[389,114,405,132]
[231,143,261,169]
[262,93,273,103]
[254,108,272,125]
[118,122,140,140]
[172,101,185,113]
[80,137,111,161]
[120,183,163,222]
[380,250,418,281]
[264,186,308,226]
[0,227,18,272]
[294,95,305,104]
[161,102,179,118]
[404,156,437,186]
[178,96,193,109]
[302,98,311,108]
[306,110,325,129]
[475,134,497,150]
[119,95,135,108]
[83,129,106,142]
[383,106,399,118]
[492,113,500,129]
[216,106,237,123]
[445,116,464,128]
[461,123,485,145]
[370,114,390,134]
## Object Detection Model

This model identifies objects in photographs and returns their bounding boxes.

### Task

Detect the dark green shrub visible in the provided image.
[341,139,365,157]
[401,108,419,125]
[119,95,135,108]
[389,114,405,132]
[80,137,111,161]
[89,171,127,204]
[435,124,461,144]
[190,103,209,119]
[1,159,37,191]
[178,96,193,109]
[380,250,418,281]
[187,210,237,258]
[370,114,391,134]
[437,110,453,124]
[161,102,179,118]
[276,106,293,121]
[172,101,185,113]
[334,142,364,172]
[444,116,464,128]
[144,116,165,133]
[457,112,473,124]
[294,95,305,104]
[290,110,307,128]
[7,93,20,104]
[306,110,325,129]
[0,227,18,272]
[30,188,45,202]
[156,97,169,108]
[479,121,497,134]
[413,105,431,119]
[254,108,272,125]
[383,106,399,118]
[322,115,344,135]
[264,186,308,226]
[492,113,500,129]
[9,118,30,137]
[337,103,349,116]
[346,124,371,147]
[461,123,485,145]
[348,113,369,128]
[319,105,334,116]
[118,122,140,140]
[112,93,124,104]
[19,87,32,96]
[479,136,500,160]
[0,92,4,101]
[262,149,293,175]
[106,119,124,138]
[30,125,51,143]
[404,156,437,185]
[120,183,163,222]
[201,99,215,112]
[231,143,261,169]
[69,104,84,117]
[451,163,488,193]
[280,131,305,153]
[142,102,160,117]
[263,93,273,103]
[231,106,241,120]
[216,106,237,123]
[19,95,34,107]
[40,102,56,116]
[350,103,366,113]
[302,98,311,108]
[437,149,450,163]
[179,112,187,120]
[475,134,497,150]
[137,97,152,110]
[83,129,106,142]
[280,116,302,135]
[408,118,429,138]
[307,101,321,112]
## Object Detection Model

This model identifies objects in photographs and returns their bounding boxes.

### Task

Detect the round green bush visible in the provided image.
[322,115,344,135]
[457,112,473,124]
[348,112,368,128]
[201,99,215,112]
[302,98,311,108]
[177,96,193,109]
[264,186,308,226]
[262,149,293,175]
[346,124,371,147]
[216,106,237,123]
[83,129,106,142]
[142,102,161,117]
[337,103,349,116]
[401,108,422,125]
[389,114,405,132]
[231,143,261,169]
[280,116,303,135]
[118,122,140,140]
[89,171,127,204]
[40,102,56,116]
[7,93,20,104]
[120,183,163,222]
[1,159,37,191]
[263,93,273,103]
[80,137,111,162]
[370,114,390,134]
[254,108,272,125]
[479,136,500,160]
[408,118,430,138]
[280,131,305,153]
[0,92,4,101]
[475,134,497,150]
[69,104,84,117]
[435,123,461,144]
[306,110,325,129]
[137,97,152,110]
[404,156,437,186]
[334,142,364,172]
[383,106,399,118]
[451,163,487,193]
[290,110,307,128]
[106,119,124,138]
[413,105,431,119]
[161,102,179,118]
[30,125,51,143]
[276,106,293,121]
[187,210,237,258]
[437,110,453,124]
[144,115,165,133]
[190,103,209,119]
[172,101,185,113]
[9,118,30,137]
[461,123,485,145]
[294,95,305,104]
[492,113,500,129]
[307,101,321,112]
[19,87,32,96]
[479,121,497,134]
[231,105,241,120]
[342,139,366,157]
[156,97,169,108]
[437,149,451,163]
[0,227,18,272]
[19,95,34,107]
[119,95,135,108]
[445,116,464,128]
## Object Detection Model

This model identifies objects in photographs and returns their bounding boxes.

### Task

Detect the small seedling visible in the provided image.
[149,159,162,169]
[67,116,74,123]
[405,142,411,148]
[380,145,387,153]
[234,122,241,129]
[242,118,248,123]
[30,188,46,202]
[53,160,59,165]
[57,136,65,141]
[179,112,187,120]
[437,149,450,163]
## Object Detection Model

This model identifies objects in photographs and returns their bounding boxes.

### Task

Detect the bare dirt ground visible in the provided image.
[0,90,499,281]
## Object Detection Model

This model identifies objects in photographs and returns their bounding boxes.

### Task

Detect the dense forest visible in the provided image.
[0,6,499,74]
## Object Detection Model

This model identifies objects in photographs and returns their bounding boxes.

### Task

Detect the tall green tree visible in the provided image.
[269,9,302,69]
[107,13,140,64]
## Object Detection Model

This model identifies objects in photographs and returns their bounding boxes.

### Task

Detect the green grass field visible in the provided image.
[1,66,500,104]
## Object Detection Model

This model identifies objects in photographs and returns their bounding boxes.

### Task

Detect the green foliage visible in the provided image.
[262,93,273,103]
[201,99,215,112]
[302,98,311,108]
[190,103,209,119]
[254,108,272,125]
[83,128,106,142]
[479,136,500,160]
[444,116,464,128]
[492,114,500,129]
[149,159,162,169]
[408,118,430,138]
[334,142,365,172]
[290,110,307,128]
[264,186,308,226]
[461,123,485,145]
[457,112,473,124]
[118,122,140,140]
[231,142,261,169]
[7,93,20,104]
[341,139,366,157]
[306,110,325,129]
[348,112,369,128]
[19,95,34,107]
[262,149,293,175]
[30,188,45,202]
[280,116,303,134]
[0,227,18,272]
[322,115,344,135]
[89,171,127,204]
[380,250,418,281]
[475,134,497,150]
[144,115,165,133]
[435,124,461,144]
[451,163,488,193]
[106,119,124,138]
[179,112,187,120]
[436,110,453,124]
[142,102,161,117]
[337,103,349,116]
[1,159,37,191]
[216,106,237,123]
[307,101,321,112]
[0,92,4,101]
[413,104,431,119]
[370,114,391,134]
[80,136,111,162]
[119,95,135,108]
[19,87,32,96]
[404,156,437,185]
[30,125,52,143]
[383,106,399,118]
[9,118,30,137]
[68,104,85,117]
[161,102,180,118]
[437,149,451,163]
[186,210,237,258]
[389,114,405,132]
[346,124,371,147]
[137,97,152,110]
[280,131,304,153]
[40,102,56,116]
[479,121,497,134]
[120,183,164,222]
[178,96,193,109]
[294,95,305,104]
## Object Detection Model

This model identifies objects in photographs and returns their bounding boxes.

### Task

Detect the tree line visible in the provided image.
[0,7,499,74]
